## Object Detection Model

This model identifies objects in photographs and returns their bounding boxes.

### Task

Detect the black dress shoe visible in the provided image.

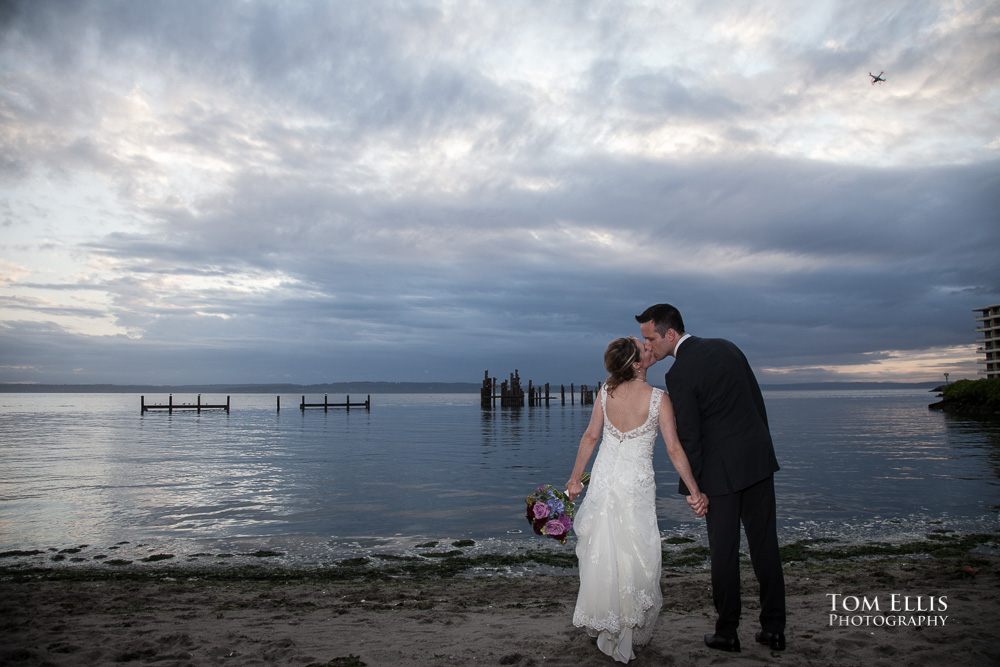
[704,633,741,652]
[755,630,786,651]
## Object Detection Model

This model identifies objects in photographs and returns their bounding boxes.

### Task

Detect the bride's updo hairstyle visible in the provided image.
[603,337,641,397]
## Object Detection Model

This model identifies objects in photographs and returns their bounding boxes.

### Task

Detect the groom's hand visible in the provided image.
[686,492,709,517]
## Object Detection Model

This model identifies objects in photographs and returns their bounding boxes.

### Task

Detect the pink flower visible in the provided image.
[533,502,551,520]
[543,519,566,537]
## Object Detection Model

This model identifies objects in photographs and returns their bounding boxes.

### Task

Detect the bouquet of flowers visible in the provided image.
[525,472,591,544]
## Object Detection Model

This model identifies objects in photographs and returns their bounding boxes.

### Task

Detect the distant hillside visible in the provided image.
[759,381,942,391]
[1,380,946,393]
[0,382,481,394]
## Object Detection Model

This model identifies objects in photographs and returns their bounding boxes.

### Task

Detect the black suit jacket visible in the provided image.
[665,336,779,496]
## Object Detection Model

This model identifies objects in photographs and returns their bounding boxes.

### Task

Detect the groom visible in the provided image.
[637,303,786,653]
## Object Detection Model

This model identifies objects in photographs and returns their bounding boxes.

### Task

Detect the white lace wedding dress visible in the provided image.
[572,384,663,663]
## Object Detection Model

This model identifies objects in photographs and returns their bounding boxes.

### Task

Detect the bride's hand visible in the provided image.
[566,480,583,501]
[687,492,709,517]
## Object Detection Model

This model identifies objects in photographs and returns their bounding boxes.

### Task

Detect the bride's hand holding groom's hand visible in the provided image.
[687,492,709,517]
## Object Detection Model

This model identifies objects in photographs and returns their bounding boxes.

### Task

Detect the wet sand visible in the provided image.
[2,552,997,666]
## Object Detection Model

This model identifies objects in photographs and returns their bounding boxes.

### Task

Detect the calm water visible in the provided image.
[0,390,997,563]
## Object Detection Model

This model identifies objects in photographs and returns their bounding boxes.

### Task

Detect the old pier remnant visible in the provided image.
[481,370,598,408]
[141,394,230,414]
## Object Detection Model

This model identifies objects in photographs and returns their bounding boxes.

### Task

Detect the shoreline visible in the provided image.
[2,529,997,580]
[2,548,997,666]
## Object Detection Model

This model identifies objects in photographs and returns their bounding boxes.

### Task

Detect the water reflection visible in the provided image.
[941,413,1000,483]
[1,391,997,557]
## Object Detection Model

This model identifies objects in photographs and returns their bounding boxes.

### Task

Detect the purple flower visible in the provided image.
[559,515,573,532]
[543,519,566,537]
[532,502,551,520]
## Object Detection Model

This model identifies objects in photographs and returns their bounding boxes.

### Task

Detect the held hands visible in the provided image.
[686,492,709,517]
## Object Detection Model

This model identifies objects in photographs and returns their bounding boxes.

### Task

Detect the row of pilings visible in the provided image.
[480,370,597,408]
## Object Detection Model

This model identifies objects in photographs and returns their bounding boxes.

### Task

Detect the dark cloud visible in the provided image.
[1,1,997,384]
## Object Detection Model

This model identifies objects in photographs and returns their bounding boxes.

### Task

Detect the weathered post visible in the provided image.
[481,370,492,408]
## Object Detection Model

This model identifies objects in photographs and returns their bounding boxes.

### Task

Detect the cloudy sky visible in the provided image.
[1,0,998,386]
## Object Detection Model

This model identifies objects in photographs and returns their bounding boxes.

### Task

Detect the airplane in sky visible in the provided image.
[870,71,886,85]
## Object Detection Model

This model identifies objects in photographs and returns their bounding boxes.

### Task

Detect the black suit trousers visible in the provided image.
[704,474,786,637]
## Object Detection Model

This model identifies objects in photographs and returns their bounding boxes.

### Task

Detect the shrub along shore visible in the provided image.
[928,377,1000,416]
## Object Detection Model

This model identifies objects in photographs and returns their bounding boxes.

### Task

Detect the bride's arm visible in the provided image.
[658,393,709,516]
[566,399,603,501]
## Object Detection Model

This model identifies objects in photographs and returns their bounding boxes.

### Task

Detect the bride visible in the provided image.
[566,337,708,663]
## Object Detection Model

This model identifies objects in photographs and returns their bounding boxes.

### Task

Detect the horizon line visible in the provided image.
[0,379,958,392]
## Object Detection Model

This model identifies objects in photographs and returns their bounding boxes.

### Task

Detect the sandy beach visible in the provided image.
[2,549,997,667]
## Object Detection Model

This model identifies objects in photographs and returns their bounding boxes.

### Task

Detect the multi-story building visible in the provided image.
[973,304,1000,379]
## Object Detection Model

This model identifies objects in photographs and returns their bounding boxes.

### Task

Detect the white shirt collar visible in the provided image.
[673,333,691,356]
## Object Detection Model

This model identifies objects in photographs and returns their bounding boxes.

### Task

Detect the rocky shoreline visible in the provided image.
[927,379,1000,417]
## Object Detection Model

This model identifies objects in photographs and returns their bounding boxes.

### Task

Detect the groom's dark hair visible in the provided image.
[635,303,685,336]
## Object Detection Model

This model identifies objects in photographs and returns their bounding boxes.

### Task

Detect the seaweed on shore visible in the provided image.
[779,532,996,562]
[0,549,579,583]
[0,530,994,584]
[662,546,711,568]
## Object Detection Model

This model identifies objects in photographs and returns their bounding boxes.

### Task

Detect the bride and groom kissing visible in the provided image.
[566,303,786,662]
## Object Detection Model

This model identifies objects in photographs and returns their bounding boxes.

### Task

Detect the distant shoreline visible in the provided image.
[0,380,945,393]
[0,381,482,394]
